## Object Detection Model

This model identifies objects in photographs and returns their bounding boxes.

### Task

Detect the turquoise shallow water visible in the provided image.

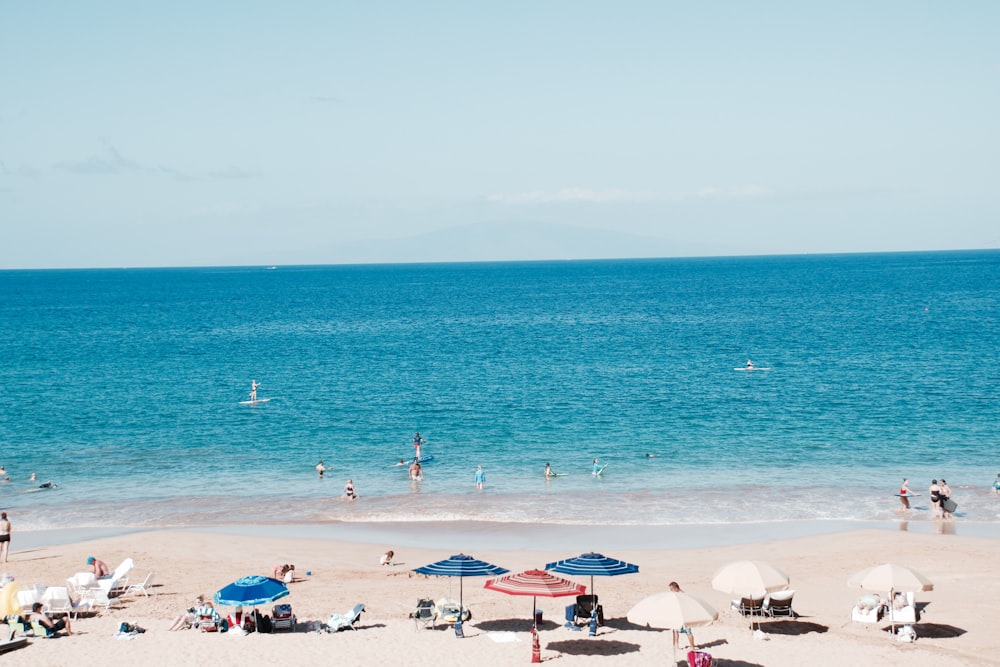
[1,251,998,532]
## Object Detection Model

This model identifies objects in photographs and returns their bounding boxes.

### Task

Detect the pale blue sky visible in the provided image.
[2,1,998,268]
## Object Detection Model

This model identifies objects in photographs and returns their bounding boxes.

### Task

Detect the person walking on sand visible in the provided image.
[0,511,10,563]
[475,465,486,489]
[668,582,697,650]
[315,460,326,478]
[899,478,911,509]
[249,380,260,402]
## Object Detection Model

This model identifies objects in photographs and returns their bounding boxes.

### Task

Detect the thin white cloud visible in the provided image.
[192,202,262,217]
[488,186,773,205]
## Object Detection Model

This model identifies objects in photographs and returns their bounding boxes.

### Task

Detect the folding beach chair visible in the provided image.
[410,598,437,630]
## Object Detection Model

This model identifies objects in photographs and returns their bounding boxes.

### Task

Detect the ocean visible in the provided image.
[2,251,999,537]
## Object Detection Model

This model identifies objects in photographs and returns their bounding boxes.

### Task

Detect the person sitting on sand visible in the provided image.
[88,556,110,578]
[30,601,72,636]
[170,595,206,630]
[380,550,394,566]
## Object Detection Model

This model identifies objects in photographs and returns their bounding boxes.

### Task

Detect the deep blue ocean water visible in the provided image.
[1,251,998,532]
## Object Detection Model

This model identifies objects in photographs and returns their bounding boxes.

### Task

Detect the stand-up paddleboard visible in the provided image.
[942,498,958,513]
[734,367,770,371]
[392,455,434,467]
[239,398,272,405]
[546,473,568,478]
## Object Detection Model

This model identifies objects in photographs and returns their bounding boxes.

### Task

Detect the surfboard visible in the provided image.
[546,473,568,477]
[593,464,609,476]
[942,498,958,513]
[894,493,921,497]
[238,398,272,405]
[734,367,770,371]
[395,455,434,466]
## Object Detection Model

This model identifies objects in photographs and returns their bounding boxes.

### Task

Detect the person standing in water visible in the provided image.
[315,461,326,478]
[474,465,485,489]
[249,380,260,402]
[413,432,425,460]
[545,463,554,479]
[344,479,357,500]
[899,478,911,509]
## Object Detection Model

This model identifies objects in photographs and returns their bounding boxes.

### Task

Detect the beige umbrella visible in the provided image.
[847,563,933,593]
[848,563,933,635]
[628,591,718,664]
[711,560,789,631]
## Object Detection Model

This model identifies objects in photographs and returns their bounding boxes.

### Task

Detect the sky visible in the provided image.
[1,1,998,269]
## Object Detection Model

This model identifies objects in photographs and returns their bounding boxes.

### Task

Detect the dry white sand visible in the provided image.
[2,525,998,666]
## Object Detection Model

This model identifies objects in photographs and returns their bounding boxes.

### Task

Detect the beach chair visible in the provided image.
[889,591,918,624]
[271,603,296,632]
[851,594,884,624]
[687,650,714,667]
[16,586,46,615]
[731,595,765,617]
[326,603,365,632]
[123,571,156,597]
[196,606,220,632]
[573,595,604,626]
[764,590,796,618]
[435,598,471,624]
[40,586,91,620]
[98,558,133,596]
[410,598,437,630]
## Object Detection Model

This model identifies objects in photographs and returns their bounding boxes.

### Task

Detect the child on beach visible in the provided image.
[668,582,697,650]
[380,550,394,566]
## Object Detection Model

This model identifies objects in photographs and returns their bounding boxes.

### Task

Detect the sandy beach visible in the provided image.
[2,524,998,666]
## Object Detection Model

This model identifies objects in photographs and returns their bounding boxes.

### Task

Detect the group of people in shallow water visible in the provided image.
[897,477,955,519]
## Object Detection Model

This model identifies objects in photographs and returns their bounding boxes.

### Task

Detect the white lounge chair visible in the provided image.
[851,594,884,623]
[98,558,134,596]
[124,571,156,597]
[79,585,117,613]
[889,591,918,624]
[16,585,46,615]
[40,586,91,619]
[326,603,365,632]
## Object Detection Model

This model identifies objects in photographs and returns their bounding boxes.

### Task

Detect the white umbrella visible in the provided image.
[848,563,933,636]
[628,592,718,664]
[847,563,933,593]
[711,560,789,632]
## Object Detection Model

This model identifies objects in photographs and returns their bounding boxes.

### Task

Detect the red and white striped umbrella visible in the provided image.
[485,569,586,628]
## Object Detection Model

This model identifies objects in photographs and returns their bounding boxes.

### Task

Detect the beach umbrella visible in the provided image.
[214,575,289,607]
[544,551,639,597]
[413,554,509,636]
[848,563,933,636]
[0,581,20,616]
[628,591,718,664]
[484,569,587,629]
[711,560,789,632]
[847,563,933,594]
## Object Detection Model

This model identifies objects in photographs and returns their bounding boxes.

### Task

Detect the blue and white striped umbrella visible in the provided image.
[215,575,289,607]
[413,554,509,613]
[544,552,640,596]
